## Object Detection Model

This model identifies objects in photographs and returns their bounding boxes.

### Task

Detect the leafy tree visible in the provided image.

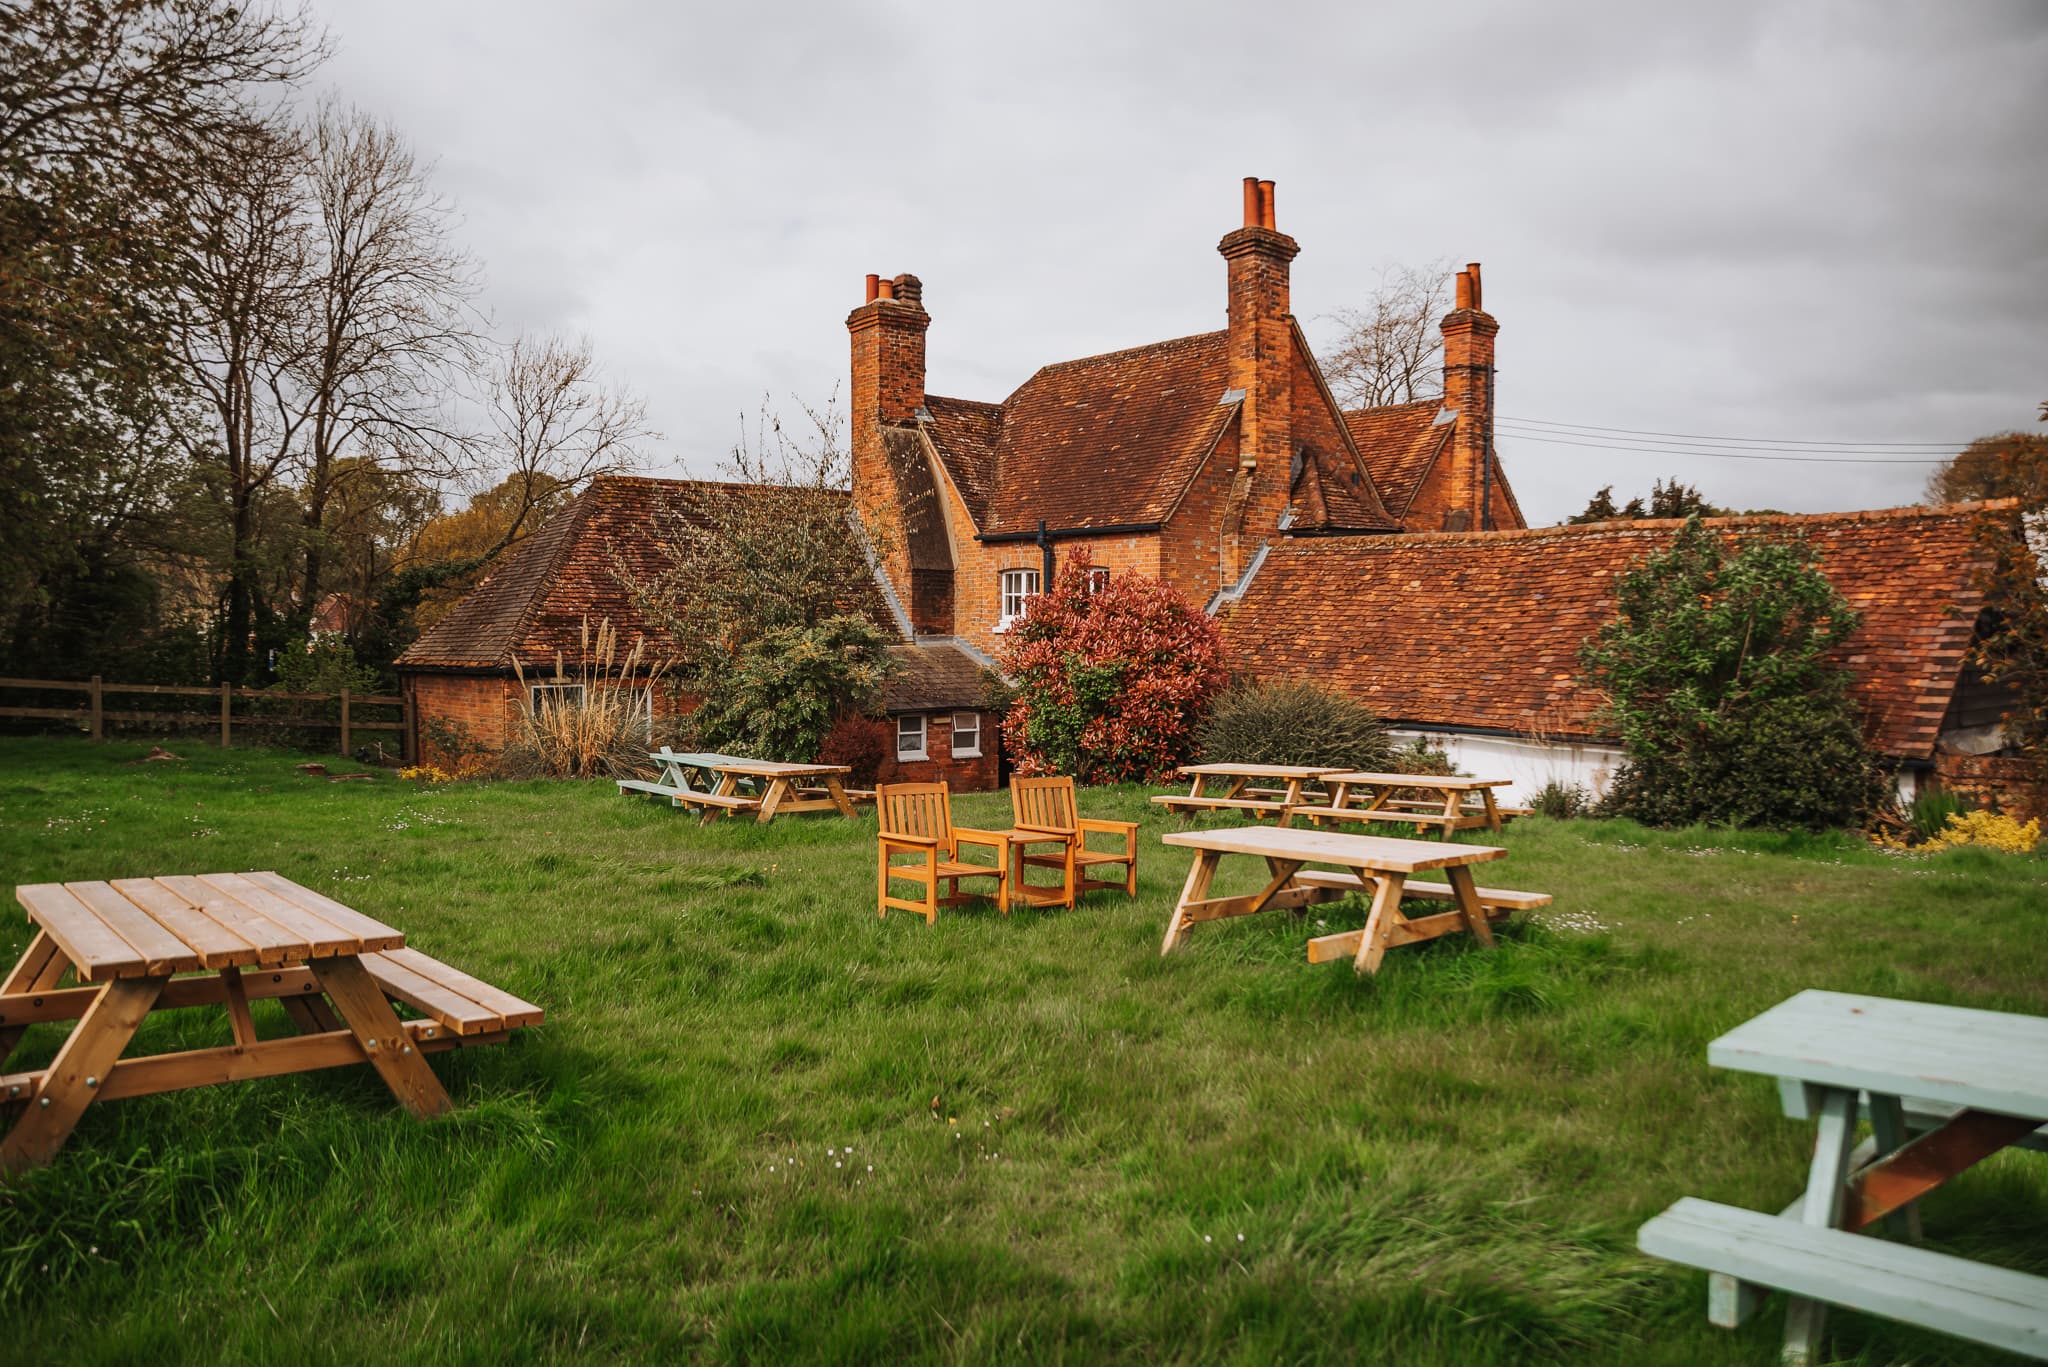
[1197,678,1390,772]
[1568,478,1727,524]
[1580,516,1888,829]
[686,617,896,763]
[1965,461,2048,786]
[999,555,1229,783]
[1925,430,2048,505]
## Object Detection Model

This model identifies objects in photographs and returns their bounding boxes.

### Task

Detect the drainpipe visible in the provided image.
[1037,519,1053,588]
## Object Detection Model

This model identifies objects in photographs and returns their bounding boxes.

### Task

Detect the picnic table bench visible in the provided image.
[1292,772,1513,838]
[0,872,540,1174]
[1151,764,1342,824]
[1159,826,1544,974]
[618,749,869,824]
[1637,990,2048,1364]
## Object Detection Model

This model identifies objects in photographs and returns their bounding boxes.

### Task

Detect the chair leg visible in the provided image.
[876,849,889,919]
[923,862,938,925]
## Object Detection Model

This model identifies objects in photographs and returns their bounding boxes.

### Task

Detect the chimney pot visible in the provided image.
[876,277,895,301]
[892,273,923,308]
[1258,180,1276,230]
[1454,269,1473,311]
[1466,262,1482,309]
[864,273,879,304]
[1242,177,1261,228]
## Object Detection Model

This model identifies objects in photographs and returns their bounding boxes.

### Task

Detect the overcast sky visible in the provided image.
[313,1,2046,525]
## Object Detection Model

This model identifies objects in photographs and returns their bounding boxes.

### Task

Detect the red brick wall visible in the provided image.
[876,708,1001,791]
[1933,752,2048,821]
[408,674,521,767]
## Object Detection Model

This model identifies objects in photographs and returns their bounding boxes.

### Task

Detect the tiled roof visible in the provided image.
[1342,400,1451,517]
[1220,504,2003,759]
[398,476,898,673]
[921,395,1002,524]
[882,643,990,713]
[977,331,1239,534]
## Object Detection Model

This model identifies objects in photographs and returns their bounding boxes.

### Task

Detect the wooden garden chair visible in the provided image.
[876,782,1010,923]
[1011,775,1140,900]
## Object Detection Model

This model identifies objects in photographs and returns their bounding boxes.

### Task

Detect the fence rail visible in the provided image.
[0,676,411,760]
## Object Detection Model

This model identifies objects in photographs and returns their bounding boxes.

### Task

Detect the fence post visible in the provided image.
[219,681,231,748]
[339,685,351,758]
[401,688,415,765]
[89,675,103,741]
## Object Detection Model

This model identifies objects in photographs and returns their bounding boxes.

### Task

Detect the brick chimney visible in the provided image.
[1439,263,1501,530]
[1217,177,1299,581]
[848,271,928,494]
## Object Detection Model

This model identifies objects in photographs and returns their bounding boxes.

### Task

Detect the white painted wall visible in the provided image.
[1389,728,1623,807]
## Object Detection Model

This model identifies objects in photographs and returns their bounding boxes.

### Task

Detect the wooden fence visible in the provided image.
[0,676,412,761]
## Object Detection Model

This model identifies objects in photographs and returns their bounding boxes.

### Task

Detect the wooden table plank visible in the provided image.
[1176,763,1342,779]
[242,871,404,951]
[194,873,366,957]
[154,875,311,965]
[106,878,259,968]
[62,883,204,977]
[1161,827,1505,875]
[1709,990,2048,1120]
[1320,772,1510,791]
[14,884,149,981]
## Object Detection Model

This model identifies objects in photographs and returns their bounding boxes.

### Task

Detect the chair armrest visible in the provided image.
[1077,817,1139,835]
[1011,824,1073,841]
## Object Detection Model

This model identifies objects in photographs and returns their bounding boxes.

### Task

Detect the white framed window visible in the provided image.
[527,682,586,714]
[1087,567,1112,594]
[896,713,928,761]
[998,568,1040,629]
[951,711,981,758]
[614,686,654,736]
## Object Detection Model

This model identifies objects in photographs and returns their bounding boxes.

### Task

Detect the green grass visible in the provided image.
[0,735,2044,1365]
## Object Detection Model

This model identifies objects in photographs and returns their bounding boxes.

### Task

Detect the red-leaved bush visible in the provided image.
[997,556,1228,783]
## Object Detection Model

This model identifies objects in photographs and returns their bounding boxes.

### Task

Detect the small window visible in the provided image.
[998,568,1040,629]
[527,682,586,714]
[1087,568,1112,594]
[951,711,981,758]
[896,714,928,761]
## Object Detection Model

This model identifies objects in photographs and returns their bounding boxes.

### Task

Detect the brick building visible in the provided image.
[848,177,1523,661]
[394,476,1003,788]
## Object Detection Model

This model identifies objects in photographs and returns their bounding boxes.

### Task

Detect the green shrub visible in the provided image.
[1581,516,1890,830]
[1531,780,1591,819]
[1196,678,1390,772]
[690,615,895,763]
[1908,787,1972,843]
[1389,736,1459,776]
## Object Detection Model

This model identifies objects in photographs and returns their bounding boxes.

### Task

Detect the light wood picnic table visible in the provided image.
[1150,763,1344,824]
[1294,771,1512,838]
[1158,825,1523,974]
[618,749,869,823]
[0,872,541,1175]
[1638,990,2048,1363]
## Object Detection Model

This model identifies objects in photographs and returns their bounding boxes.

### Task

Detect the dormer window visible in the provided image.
[998,568,1040,630]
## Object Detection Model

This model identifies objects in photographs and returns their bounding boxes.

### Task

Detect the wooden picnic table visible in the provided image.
[1637,991,2048,1363]
[1150,763,1344,824]
[1159,825,1543,974]
[1293,771,1512,838]
[618,748,869,823]
[0,872,541,1175]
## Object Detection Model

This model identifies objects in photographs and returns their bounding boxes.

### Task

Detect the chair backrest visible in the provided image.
[878,782,956,852]
[1011,775,1078,834]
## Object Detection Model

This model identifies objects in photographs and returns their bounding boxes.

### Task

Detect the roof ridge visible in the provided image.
[1010,329,1227,390]
[1299,500,2016,548]
[1342,397,1445,419]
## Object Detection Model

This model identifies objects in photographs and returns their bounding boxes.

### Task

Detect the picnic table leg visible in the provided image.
[1863,1092,1923,1242]
[1781,1086,1860,1367]
[757,777,789,824]
[1479,788,1503,832]
[824,774,857,819]
[0,975,164,1175]
[1278,778,1304,826]
[1161,850,1219,954]
[0,930,73,1066]
[1351,870,1407,975]
[1444,865,1497,948]
[309,956,452,1120]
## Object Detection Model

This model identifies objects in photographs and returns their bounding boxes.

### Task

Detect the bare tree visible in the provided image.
[473,333,653,557]
[1318,259,1453,410]
[295,99,482,616]
[166,117,319,683]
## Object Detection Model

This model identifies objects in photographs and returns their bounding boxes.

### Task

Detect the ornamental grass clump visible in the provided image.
[1580,516,1889,831]
[1197,678,1390,772]
[505,617,670,778]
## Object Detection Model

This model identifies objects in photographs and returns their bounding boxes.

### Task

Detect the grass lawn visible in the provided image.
[0,735,2043,1365]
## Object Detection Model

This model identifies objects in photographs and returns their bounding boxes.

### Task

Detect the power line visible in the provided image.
[1497,432,1949,465]
[1497,415,1964,452]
